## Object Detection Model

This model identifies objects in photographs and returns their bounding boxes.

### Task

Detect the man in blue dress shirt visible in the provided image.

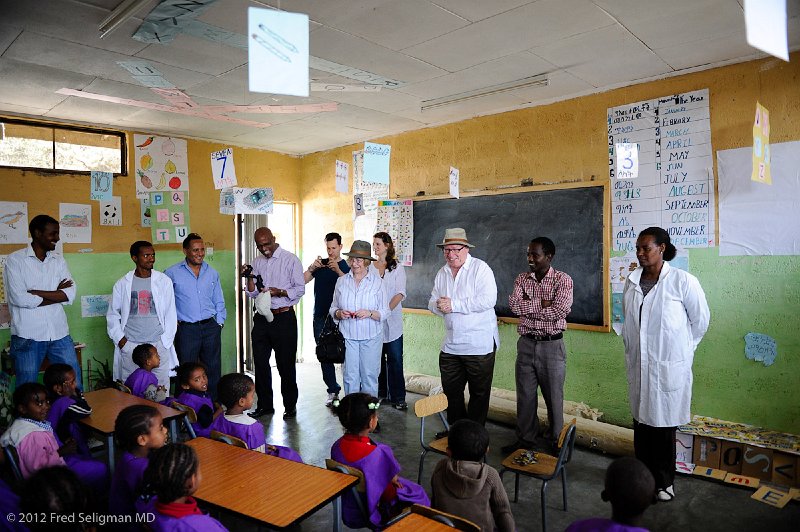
[165,233,226,398]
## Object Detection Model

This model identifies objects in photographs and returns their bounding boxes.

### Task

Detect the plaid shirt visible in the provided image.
[508,267,573,336]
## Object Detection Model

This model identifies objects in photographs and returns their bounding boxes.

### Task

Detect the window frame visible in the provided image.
[0,117,128,176]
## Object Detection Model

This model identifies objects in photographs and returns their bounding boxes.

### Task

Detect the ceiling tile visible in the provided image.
[429,0,534,22]
[403,0,616,72]
[135,34,246,76]
[512,68,594,103]
[46,93,142,125]
[319,88,421,114]
[655,32,760,71]
[0,58,94,111]
[0,24,23,55]
[300,103,425,132]
[393,91,530,124]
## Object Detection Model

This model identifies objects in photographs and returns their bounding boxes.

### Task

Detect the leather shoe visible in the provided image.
[501,439,534,454]
[283,409,297,419]
[434,430,449,440]
[248,407,275,418]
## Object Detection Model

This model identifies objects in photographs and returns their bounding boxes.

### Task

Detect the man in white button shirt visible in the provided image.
[428,228,499,434]
[4,215,81,386]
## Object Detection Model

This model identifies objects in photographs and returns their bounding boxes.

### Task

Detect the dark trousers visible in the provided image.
[439,350,496,425]
[515,336,566,444]
[633,419,676,489]
[378,336,406,403]
[175,319,222,399]
[251,310,298,411]
[314,314,341,394]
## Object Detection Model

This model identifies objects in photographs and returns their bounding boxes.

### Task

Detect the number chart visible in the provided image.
[608,89,715,252]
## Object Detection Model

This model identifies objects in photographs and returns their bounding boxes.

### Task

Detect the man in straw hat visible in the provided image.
[428,228,499,436]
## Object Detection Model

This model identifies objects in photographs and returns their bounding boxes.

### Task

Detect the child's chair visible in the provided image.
[2,445,23,483]
[210,429,247,449]
[169,401,198,439]
[325,458,376,530]
[112,380,132,394]
[414,393,449,483]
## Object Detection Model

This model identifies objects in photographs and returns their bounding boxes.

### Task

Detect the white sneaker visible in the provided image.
[325,392,339,407]
[657,485,675,502]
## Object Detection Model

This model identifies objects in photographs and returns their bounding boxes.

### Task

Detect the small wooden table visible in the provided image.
[187,437,357,531]
[386,512,458,531]
[80,388,185,475]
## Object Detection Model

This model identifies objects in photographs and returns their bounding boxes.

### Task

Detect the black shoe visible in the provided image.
[393,401,408,411]
[501,439,534,454]
[283,409,297,419]
[249,407,275,418]
[434,430,449,440]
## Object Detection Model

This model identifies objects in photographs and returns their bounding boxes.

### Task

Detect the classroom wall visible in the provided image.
[0,131,300,387]
[299,53,800,434]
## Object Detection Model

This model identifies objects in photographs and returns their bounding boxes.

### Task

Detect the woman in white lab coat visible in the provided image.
[622,227,710,502]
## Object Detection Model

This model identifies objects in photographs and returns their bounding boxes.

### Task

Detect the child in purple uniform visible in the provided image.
[44,363,93,457]
[109,405,169,523]
[331,393,430,529]
[19,466,91,532]
[173,362,222,438]
[136,443,227,531]
[209,373,302,462]
[566,457,656,532]
[125,343,168,403]
[0,383,108,492]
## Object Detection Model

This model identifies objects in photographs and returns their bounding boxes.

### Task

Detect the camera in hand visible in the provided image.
[321,258,330,265]
[241,264,265,292]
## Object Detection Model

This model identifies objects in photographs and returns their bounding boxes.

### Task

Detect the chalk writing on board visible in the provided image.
[744,332,777,367]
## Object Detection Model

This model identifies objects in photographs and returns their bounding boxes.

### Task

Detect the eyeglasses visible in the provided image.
[443,247,466,255]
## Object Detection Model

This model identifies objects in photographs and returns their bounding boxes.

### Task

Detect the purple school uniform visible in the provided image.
[135,497,228,531]
[47,394,91,456]
[125,368,160,400]
[175,390,214,438]
[109,451,149,518]
[0,478,26,531]
[566,518,650,532]
[208,414,302,462]
[331,437,430,528]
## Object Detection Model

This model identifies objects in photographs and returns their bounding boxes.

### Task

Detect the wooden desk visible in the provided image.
[187,437,357,531]
[80,388,185,474]
[386,512,457,531]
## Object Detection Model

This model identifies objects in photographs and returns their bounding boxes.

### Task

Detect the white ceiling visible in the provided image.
[1,0,798,155]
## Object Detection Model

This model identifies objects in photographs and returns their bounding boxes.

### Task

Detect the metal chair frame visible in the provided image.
[414,393,450,483]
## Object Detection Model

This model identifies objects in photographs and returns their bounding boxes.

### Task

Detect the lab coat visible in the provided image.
[622,261,710,427]
[106,270,178,381]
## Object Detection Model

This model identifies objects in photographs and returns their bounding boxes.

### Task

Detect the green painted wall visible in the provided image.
[404,248,800,434]
[0,251,238,390]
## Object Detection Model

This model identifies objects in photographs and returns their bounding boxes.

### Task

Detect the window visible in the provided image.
[0,119,126,174]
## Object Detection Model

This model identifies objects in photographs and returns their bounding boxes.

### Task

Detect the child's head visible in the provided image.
[602,457,655,522]
[143,443,201,503]
[14,382,50,421]
[20,466,89,531]
[43,363,78,398]
[447,419,489,461]
[115,405,168,452]
[132,343,159,370]
[176,362,209,393]
[217,373,255,411]
[332,393,380,434]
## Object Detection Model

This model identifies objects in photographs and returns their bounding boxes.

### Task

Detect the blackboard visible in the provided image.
[404,184,607,328]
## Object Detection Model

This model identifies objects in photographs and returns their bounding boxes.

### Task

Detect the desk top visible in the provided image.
[186,437,357,529]
[386,512,457,531]
[80,388,184,435]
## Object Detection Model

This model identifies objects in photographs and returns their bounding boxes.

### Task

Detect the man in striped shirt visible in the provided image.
[502,237,573,454]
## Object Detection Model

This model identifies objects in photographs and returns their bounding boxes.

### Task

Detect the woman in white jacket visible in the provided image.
[622,227,709,502]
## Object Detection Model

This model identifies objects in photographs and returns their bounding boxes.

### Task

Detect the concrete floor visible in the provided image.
[214,362,799,531]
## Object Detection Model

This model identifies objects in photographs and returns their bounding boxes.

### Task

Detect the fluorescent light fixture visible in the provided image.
[420,74,549,112]
[98,0,152,38]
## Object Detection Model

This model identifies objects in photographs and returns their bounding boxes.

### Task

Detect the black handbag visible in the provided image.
[316,315,346,364]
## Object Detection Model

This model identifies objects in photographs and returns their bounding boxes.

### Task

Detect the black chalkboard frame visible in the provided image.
[401,182,610,333]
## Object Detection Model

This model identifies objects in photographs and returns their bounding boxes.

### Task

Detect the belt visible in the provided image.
[523,332,563,341]
[178,317,216,325]
[272,306,292,315]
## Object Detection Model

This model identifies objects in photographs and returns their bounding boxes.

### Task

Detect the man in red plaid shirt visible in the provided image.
[502,237,573,454]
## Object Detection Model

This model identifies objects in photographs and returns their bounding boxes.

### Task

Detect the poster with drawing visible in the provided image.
[376,200,413,266]
[0,255,9,329]
[226,187,274,215]
[90,171,113,201]
[150,191,190,245]
[0,201,28,244]
[134,135,189,199]
[99,196,122,226]
[59,203,92,243]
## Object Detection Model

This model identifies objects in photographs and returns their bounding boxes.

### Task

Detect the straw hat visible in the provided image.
[344,240,376,261]
[435,227,475,248]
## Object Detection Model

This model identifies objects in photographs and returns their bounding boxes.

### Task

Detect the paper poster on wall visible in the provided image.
[449,167,460,199]
[352,150,389,242]
[354,194,365,217]
[90,171,113,201]
[59,203,91,243]
[81,294,111,318]
[219,188,235,215]
[0,201,28,244]
[335,160,349,193]
[229,187,273,215]
[0,255,9,329]
[210,148,237,189]
[99,196,122,226]
[247,7,309,97]
[150,191,190,245]
[615,143,639,178]
[134,135,189,199]
[744,0,789,61]
[744,332,777,367]
[140,198,151,227]
[376,200,413,266]
[752,102,771,184]
[363,142,391,185]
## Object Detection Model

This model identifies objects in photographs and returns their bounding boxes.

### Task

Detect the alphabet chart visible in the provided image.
[376,200,414,266]
[608,89,715,252]
[150,190,190,244]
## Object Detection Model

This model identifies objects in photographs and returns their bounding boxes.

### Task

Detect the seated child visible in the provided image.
[109,405,168,522]
[209,373,302,462]
[330,393,430,528]
[431,419,515,532]
[124,343,168,403]
[44,363,93,457]
[173,362,222,438]
[136,443,227,531]
[565,457,655,532]
[0,383,107,492]
[0,478,26,532]
[19,466,91,532]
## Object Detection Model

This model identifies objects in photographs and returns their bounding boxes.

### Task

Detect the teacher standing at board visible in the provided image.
[622,226,709,502]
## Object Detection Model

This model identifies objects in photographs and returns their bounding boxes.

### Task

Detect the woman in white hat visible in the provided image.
[330,241,390,402]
